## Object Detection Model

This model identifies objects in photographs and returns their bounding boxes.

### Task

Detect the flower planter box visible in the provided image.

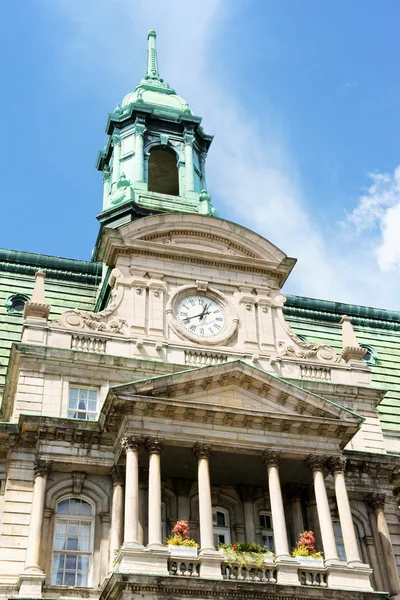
[168,545,198,558]
[263,554,275,565]
[295,556,324,568]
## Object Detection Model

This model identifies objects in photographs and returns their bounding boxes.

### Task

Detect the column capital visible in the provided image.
[306,454,327,472]
[133,123,146,136]
[327,455,347,473]
[102,166,111,182]
[111,133,121,146]
[145,437,164,454]
[193,442,212,460]
[183,132,195,146]
[366,492,386,510]
[122,435,142,452]
[261,450,280,468]
[110,465,125,486]
[34,459,52,478]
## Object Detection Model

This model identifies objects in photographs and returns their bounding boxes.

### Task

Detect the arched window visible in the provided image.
[360,344,378,365]
[6,294,29,314]
[51,498,94,587]
[259,511,274,552]
[213,507,231,546]
[148,147,179,196]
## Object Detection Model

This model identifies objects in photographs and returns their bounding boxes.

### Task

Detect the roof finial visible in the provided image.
[146,29,160,80]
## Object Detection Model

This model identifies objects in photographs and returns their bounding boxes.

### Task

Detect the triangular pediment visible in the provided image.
[106,361,362,439]
[96,214,296,285]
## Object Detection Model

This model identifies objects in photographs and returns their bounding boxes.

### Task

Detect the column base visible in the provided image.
[18,571,46,598]
[198,549,223,579]
[114,544,169,576]
[275,556,300,585]
[327,562,373,591]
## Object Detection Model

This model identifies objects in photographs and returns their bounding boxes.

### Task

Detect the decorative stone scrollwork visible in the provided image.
[122,436,142,452]
[193,442,212,460]
[111,133,121,147]
[133,123,146,136]
[110,465,125,486]
[305,454,327,472]
[365,492,386,510]
[327,456,347,473]
[183,132,195,146]
[34,459,52,478]
[261,450,280,468]
[145,437,164,455]
[102,166,111,182]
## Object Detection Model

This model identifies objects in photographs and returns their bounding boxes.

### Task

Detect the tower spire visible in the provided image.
[146,29,160,80]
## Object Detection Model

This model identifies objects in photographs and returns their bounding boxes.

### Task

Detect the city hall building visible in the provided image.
[1,29,400,600]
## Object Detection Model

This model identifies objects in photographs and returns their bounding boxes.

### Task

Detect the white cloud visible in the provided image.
[346,166,400,271]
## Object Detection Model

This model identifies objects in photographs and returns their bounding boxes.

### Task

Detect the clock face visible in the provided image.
[176,295,225,338]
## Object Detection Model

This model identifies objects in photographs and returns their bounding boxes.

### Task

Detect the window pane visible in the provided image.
[54,537,66,551]
[69,499,80,514]
[68,521,79,535]
[260,514,266,528]
[216,511,225,527]
[66,537,78,551]
[55,521,67,535]
[217,534,225,544]
[69,389,78,399]
[64,572,76,586]
[52,570,64,585]
[80,523,91,536]
[88,400,97,411]
[337,542,346,562]
[78,538,90,552]
[88,390,97,401]
[333,521,342,536]
[80,501,92,516]
[65,554,77,570]
[87,413,96,421]
[77,572,88,586]
[57,500,69,514]
[78,555,89,570]
[79,390,88,400]
[52,553,65,569]
[68,398,78,409]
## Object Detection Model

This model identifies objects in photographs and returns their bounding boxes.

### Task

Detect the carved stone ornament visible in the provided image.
[133,123,146,136]
[122,436,142,452]
[193,442,212,460]
[34,458,52,478]
[111,133,121,146]
[110,465,125,486]
[366,492,386,510]
[72,471,86,494]
[52,286,127,335]
[277,316,339,363]
[183,132,195,146]
[327,456,347,474]
[145,437,164,454]
[261,450,280,468]
[305,454,327,472]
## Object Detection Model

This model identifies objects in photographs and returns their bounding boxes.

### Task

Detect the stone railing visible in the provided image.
[221,561,277,583]
[298,567,327,587]
[300,365,331,381]
[185,350,228,366]
[71,334,107,353]
[168,557,200,577]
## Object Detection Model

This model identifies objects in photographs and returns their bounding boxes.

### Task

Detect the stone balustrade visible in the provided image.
[221,561,277,583]
[298,567,327,587]
[168,558,200,577]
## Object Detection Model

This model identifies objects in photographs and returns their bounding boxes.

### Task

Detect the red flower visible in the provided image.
[232,544,237,550]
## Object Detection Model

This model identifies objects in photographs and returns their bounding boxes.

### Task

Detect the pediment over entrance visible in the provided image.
[103,360,363,446]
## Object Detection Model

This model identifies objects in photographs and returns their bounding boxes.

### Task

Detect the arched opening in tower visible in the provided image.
[148,147,179,196]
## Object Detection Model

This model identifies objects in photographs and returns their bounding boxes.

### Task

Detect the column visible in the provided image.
[111,133,121,187]
[240,487,256,544]
[364,535,384,591]
[366,493,400,598]
[173,478,192,522]
[184,130,195,193]
[109,465,124,569]
[122,436,141,545]
[328,456,362,565]
[193,443,214,552]
[138,468,148,545]
[285,484,305,544]
[306,455,338,564]
[24,459,52,572]
[133,121,146,183]
[261,451,290,558]
[145,437,163,548]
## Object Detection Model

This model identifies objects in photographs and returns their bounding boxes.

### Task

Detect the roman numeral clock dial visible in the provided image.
[176,295,225,338]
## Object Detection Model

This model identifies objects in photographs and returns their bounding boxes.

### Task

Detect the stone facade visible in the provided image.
[0,28,399,600]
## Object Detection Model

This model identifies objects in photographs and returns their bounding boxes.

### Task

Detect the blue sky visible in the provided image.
[1,0,400,308]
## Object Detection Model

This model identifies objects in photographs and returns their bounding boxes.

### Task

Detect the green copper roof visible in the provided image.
[121,30,193,116]
[284,295,400,431]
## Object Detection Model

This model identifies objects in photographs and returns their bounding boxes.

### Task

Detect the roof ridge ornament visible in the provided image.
[340,315,367,362]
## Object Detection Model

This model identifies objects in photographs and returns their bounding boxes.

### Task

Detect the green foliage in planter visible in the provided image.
[166,534,198,547]
[218,543,274,567]
[292,545,323,558]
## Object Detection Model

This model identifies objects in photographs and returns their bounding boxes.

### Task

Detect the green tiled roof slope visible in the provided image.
[0,249,102,387]
[284,295,400,432]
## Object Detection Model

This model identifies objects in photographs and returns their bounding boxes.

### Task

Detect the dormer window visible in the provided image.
[148,147,179,196]
[6,294,30,315]
[360,344,378,364]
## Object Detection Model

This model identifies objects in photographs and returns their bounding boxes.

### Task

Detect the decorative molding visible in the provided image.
[72,471,86,494]
[365,492,386,510]
[111,133,121,147]
[145,437,164,454]
[193,442,212,460]
[122,436,142,452]
[261,451,280,468]
[305,454,327,472]
[34,459,52,478]
[327,456,347,474]
[110,465,125,486]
